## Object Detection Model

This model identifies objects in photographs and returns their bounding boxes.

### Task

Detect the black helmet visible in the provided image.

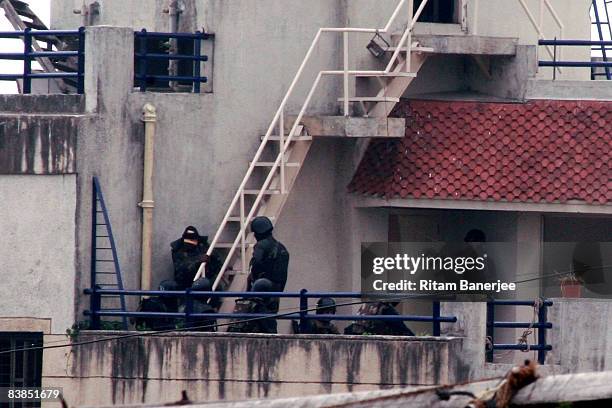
[191,278,212,292]
[316,297,336,315]
[251,278,274,292]
[251,216,273,235]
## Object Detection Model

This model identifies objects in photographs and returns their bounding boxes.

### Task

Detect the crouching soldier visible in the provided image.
[295,297,340,334]
[179,277,217,332]
[228,279,278,334]
[344,301,414,336]
[171,226,222,290]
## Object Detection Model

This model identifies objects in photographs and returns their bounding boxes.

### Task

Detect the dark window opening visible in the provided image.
[415,0,457,24]
[0,333,43,408]
[134,36,197,91]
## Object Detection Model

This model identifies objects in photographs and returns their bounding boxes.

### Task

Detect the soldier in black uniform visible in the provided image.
[247,217,289,313]
[170,226,222,290]
[344,301,415,336]
[298,297,340,334]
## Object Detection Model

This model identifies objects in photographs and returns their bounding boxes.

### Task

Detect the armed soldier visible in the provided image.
[247,216,289,313]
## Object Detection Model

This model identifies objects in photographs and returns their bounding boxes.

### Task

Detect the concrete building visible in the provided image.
[0,0,610,406]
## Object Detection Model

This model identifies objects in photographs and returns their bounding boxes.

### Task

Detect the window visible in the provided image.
[134,36,196,91]
[415,0,458,24]
[0,333,43,408]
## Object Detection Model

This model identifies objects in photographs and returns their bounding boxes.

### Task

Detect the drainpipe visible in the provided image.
[139,103,157,291]
[166,0,182,90]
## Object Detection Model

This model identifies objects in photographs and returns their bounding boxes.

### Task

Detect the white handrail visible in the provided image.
[518,0,565,68]
[195,0,427,287]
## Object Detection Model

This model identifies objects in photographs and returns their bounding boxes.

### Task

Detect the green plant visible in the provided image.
[65,321,90,341]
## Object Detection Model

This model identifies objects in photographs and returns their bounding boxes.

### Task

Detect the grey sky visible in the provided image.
[0,0,50,93]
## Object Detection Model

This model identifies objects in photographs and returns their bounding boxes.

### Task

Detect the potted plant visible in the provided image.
[560,272,582,298]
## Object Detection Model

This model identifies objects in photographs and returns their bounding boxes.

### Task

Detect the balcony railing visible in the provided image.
[134,30,210,92]
[486,299,553,364]
[0,28,85,94]
[538,39,612,80]
[83,288,457,336]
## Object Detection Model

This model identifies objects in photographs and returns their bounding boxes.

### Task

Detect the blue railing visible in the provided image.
[134,30,210,92]
[486,299,553,365]
[83,289,457,335]
[0,28,85,93]
[90,177,128,330]
[538,39,612,80]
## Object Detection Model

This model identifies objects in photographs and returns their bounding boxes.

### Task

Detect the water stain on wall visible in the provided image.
[0,115,80,174]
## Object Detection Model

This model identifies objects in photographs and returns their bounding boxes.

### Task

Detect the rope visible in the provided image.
[516,297,543,355]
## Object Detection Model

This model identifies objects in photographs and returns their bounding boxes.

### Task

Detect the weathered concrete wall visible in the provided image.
[0,114,80,174]
[547,298,612,373]
[0,175,77,333]
[43,332,464,406]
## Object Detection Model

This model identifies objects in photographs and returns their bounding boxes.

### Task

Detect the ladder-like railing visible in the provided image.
[90,177,128,330]
[592,0,612,79]
[195,0,432,290]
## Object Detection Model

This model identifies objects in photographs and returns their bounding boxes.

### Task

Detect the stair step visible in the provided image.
[227,215,276,222]
[12,6,36,19]
[382,46,436,53]
[215,243,256,249]
[337,96,401,103]
[53,60,79,73]
[251,161,300,167]
[261,135,313,142]
[23,20,47,30]
[354,72,417,78]
[243,189,283,195]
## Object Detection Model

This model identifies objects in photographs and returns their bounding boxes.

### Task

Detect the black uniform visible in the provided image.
[249,235,289,291]
[171,237,222,289]
[344,302,415,336]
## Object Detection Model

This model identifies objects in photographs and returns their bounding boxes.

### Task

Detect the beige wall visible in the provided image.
[0,175,77,334]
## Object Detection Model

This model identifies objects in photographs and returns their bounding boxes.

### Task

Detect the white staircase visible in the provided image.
[195,0,436,310]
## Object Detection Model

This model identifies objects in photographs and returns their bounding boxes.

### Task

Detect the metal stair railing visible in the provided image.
[194,0,432,290]
[90,177,128,330]
[592,0,612,79]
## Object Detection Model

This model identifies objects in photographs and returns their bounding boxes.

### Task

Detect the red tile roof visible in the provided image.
[349,99,611,205]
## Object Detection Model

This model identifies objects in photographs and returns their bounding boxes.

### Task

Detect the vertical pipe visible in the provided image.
[139,104,157,291]
[279,108,285,193]
[184,287,193,329]
[537,303,548,364]
[553,37,557,80]
[90,178,99,321]
[343,31,349,116]
[23,28,32,94]
[299,289,308,333]
[240,192,246,275]
[432,301,441,336]
[77,27,86,94]
[406,0,414,72]
[193,31,202,93]
[486,301,495,362]
[139,29,148,92]
[168,0,180,90]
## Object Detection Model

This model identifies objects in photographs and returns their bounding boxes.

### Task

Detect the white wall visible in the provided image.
[0,175,77,333]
